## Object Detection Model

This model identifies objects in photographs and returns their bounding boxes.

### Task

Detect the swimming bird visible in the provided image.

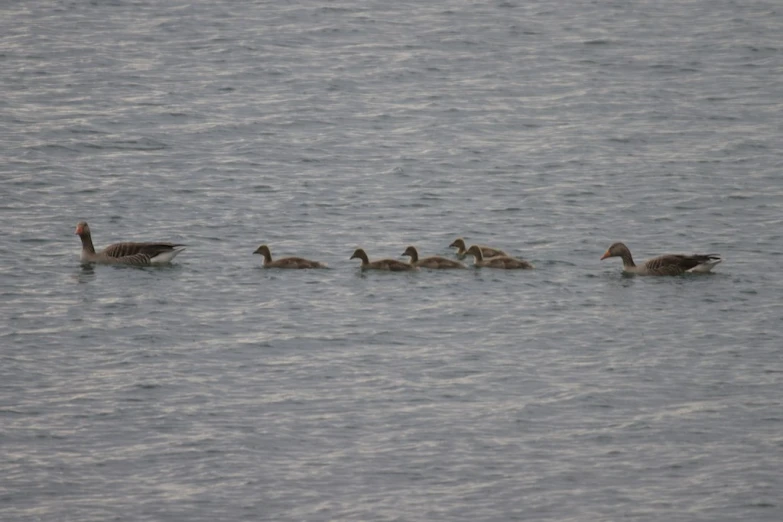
[253,245,326,268]
[600,242,721,275]
[465,244,533,269]
[449,238,506,259]
[75,221,185,266]
[350,248,418,271]
[401,246,466,269]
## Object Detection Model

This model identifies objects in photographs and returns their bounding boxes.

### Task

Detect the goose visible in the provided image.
[253,245,326,268]
[75,221,185,266]
[449,238,506,259]
[350,248,418,271]
[465,244,534,269]
[600,242,721,275]
[401,246,466,269]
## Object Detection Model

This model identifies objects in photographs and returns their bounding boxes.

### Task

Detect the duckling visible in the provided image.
[253,245,326,268]
[350,248,418,271]
[465,244,533,269]
[401,246,466,269]
[449,238,507,259]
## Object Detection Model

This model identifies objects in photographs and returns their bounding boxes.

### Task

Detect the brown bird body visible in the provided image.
[350,248,418,271]
[601,242,721,275]
[402,246,466,269]
[465,244,533,269]
[75,221,185,266]
[449,238,506,260]
[253,245,326,268]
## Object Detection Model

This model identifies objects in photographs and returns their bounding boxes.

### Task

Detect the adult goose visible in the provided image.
[401,246,466,269]
[350,248,418,271]
[449,238,506,260]
[253,245,326,269]
[600,242,721,275]
[465,245,533,269]
[75,221,185,266]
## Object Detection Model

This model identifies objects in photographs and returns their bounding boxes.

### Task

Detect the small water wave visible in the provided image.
[81,137,168,151]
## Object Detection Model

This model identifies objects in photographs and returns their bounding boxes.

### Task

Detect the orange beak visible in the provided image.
[75,226,82,235]
[600,250,611,260]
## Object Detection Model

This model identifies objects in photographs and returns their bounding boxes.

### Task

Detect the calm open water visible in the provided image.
[2,1,782,520]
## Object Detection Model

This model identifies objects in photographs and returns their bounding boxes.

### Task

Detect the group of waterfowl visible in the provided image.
[344,240,535,271]
[75,221,723,276]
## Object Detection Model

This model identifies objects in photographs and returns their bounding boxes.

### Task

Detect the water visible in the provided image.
[2,1,782,520]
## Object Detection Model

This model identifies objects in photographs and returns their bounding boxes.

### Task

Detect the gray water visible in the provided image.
[2,1,782,520]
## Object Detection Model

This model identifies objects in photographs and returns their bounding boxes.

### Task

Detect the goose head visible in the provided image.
[75,221,90,236]
[253,244,272,257]
[350,248,369,264]
[465,245,484,260]
[600,242,630,260]
[401,246,419,262]
[449,238,467,250]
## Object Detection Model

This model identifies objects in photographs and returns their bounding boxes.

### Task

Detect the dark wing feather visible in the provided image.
[644,255,686,275]
[271,256,324,269]
[417,256,466,269]
[481,247,507,258]
[102,242,181,262]
[644,254,718,275]
[386,259,416,271]
[369,259,416,271]
[484,256,533,269]
[117,253,155,266]
[510,259,534,269]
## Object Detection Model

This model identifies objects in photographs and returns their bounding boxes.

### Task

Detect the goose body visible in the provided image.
[465,244,533,269]
[601,242,721,276]
[350,248,418,271]
[449,238,506,260]
[402,246,466,269]
[75,221,185,266]
[253,245,326,269]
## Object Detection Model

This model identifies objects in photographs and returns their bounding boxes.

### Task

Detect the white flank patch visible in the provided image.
[150,246,186,265]
[688,259,722,273]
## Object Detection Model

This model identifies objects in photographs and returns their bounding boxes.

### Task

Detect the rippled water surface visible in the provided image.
[2,1,782,520]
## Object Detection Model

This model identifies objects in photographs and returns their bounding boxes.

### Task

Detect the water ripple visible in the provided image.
[1,1,782,521]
